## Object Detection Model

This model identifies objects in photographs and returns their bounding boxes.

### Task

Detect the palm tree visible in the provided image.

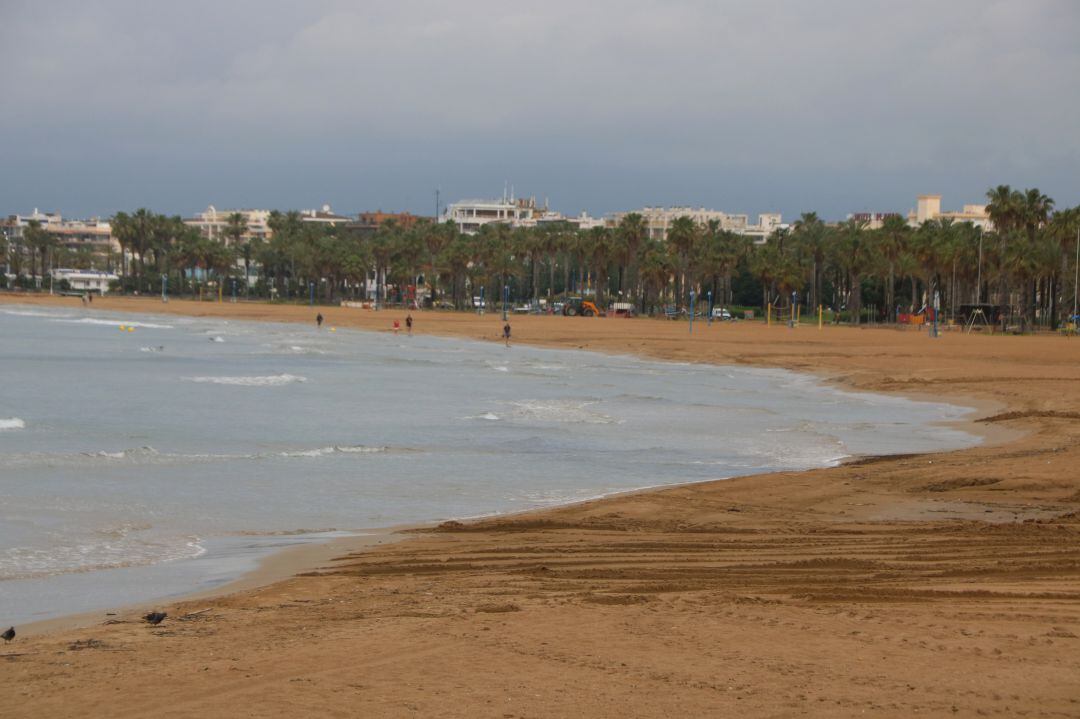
[792,212,828,311]
[831,219,875,323]
[986,185,1021,327]
[877,215,910,321]
[615,212,646,300]
[1016,188,1054,328]
[637,238,675,314]
[582,226,616,308]
[22,220,52,284]
[224,212,247,248]
[666,216,699,307]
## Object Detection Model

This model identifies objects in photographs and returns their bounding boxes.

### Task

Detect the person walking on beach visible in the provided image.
[316,313,324,328]
[503,321,511,347]
[405,314,413,335]
[393,319,400,335]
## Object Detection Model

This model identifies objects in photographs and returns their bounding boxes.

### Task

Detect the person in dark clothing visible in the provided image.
[316,313,324,328]
[503,322,511,347]
[405,314,413,335]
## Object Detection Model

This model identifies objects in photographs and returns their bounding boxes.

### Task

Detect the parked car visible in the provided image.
[711,307,733,320]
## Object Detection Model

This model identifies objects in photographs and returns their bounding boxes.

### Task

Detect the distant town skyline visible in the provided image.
[2,1,1077,221]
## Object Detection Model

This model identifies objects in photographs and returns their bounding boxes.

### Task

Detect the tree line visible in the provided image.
[4,186,1078,327]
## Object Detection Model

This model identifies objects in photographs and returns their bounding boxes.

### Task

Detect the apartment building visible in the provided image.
[909,195,992,230]
[1,210,117,253]
[609,207,783,244]
[443,195,542,234]
[184,205,272,245]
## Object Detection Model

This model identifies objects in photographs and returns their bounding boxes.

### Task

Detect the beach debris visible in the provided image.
[2,627,14,643]
[143,611,167,626]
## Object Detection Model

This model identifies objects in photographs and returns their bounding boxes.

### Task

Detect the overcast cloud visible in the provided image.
[1,0,1077,219]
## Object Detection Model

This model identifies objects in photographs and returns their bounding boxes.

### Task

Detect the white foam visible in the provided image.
[208,336,226,343]
[1,308,74,319]
[507,399,619,424]
[185,374,307,387]
[465,412,501,421]
[0,417,26,431]
[82,446,159,460]
[55,317,174,329]
[0,532,204,581]
[280,445,390,458]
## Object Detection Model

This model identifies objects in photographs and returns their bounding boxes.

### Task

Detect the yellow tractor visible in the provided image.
[562,298,605,317]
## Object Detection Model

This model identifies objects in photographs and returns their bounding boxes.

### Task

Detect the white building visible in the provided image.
[529,210,607,231]
[609,207,784,244]
[50,268,119,294]
[443,194,542,234]
[184,206,272,245]
[2,209,117,253]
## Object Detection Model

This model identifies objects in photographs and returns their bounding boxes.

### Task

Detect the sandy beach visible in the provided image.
[2,294,1079,718]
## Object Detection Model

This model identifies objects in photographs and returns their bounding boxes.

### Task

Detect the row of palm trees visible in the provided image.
[7,186,1079,327]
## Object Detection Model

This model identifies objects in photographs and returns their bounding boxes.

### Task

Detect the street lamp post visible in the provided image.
[689,290,695,334]
[502,284,509,321]
[707,290,713,325]
[1073,228,1079,332]
[976,232,983,304]
[161,273,168,303]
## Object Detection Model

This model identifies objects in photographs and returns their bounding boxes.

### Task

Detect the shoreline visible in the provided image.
[0,295,1020,629]
[3,294,1079,718]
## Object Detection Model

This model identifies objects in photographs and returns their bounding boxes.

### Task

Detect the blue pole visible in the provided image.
[689,290,695,334]
[161,274,167,303]
[309,282,314,307]
[479,285,485,315]
[707,290,713,326]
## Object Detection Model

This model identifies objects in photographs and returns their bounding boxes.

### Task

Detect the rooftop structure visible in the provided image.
[300,204,351,225]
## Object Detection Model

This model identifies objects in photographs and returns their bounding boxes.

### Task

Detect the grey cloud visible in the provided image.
[1,0,1077,218]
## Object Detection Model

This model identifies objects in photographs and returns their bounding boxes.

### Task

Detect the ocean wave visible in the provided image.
[55,317,174,329]
[278,445,390,458]
[0,417,25,431]
[82,446,160,460]
[184,373,307,386]
[2,443,403,468]
[1,308,74,319]
[465,412,501,421]
[506,399,620,425]
[0,533,204,581]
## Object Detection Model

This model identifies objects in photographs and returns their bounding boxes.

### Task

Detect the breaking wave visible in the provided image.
[55,317,174,329]
[0,417,26,431]
[184,373,307,386]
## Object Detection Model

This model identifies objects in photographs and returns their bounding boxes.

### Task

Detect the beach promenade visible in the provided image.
[3,295,1080,718]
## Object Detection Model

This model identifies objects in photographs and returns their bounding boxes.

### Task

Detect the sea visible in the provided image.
[0,304,980,626]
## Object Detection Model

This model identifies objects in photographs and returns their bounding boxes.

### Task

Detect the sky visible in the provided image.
[1,0,1078,221]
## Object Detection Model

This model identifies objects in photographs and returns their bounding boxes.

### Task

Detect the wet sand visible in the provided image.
[3,294,1080,718]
